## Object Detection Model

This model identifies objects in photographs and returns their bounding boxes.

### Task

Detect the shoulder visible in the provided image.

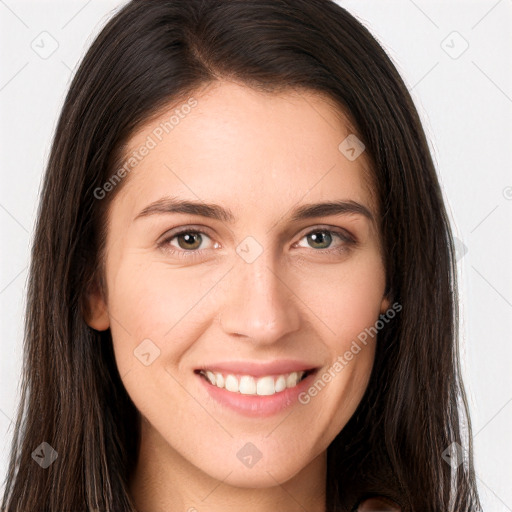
[356,496,402,511]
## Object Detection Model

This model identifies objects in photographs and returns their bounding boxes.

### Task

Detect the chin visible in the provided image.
[195,442,312,489]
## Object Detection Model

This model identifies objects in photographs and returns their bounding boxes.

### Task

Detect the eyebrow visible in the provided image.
[133,196,375,225]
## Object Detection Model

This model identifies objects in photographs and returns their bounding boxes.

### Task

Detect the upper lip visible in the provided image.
[195,359,320,377]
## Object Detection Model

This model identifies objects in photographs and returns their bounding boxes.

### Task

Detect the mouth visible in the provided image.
[194,368,316,397]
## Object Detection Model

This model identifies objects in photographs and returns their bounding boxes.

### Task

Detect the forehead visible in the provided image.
[111,80,377,223]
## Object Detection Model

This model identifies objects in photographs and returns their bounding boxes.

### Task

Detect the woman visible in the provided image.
[1,1,481,511]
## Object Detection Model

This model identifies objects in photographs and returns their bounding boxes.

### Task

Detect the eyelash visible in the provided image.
[157,225,357,260]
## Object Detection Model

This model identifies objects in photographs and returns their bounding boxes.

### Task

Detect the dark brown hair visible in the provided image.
[1,1,481,510]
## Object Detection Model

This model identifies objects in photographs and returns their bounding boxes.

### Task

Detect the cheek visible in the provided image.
[290,252,385,421]
[105,256,227,370]
[294,258,385,441]
[294,250,386,348]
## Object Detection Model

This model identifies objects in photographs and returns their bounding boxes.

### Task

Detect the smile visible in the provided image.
[196,369,311,396]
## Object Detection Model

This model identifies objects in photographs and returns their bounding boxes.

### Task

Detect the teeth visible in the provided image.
[239,376,257,394]
[256,376,274,396]
[199,370,307,396]
[275,375,286,392]
[225,374,238,392]
[286,372,299,388]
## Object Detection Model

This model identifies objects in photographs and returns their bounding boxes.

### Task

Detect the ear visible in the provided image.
[83,279,110,331]
[379,294,391,314]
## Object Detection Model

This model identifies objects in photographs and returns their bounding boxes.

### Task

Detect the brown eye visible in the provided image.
[157,226,219,260]
[174,232,204,250]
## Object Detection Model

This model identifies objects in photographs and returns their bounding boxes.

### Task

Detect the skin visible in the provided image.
[86,80,390,512]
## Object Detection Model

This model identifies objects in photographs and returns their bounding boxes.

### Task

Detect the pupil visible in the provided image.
[309,231,331,249]
[179,232,201,250]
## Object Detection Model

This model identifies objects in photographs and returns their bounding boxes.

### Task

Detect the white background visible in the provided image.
[1,1,511,510]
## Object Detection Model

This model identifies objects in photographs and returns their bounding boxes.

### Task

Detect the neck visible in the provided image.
[129,418,327,512]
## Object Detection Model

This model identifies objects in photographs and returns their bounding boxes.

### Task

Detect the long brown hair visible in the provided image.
[1,1,481,510]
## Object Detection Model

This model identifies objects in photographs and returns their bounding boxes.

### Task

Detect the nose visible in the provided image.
[218,244,301,345]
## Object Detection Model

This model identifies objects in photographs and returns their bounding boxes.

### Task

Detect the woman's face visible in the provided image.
[87,80,389,487]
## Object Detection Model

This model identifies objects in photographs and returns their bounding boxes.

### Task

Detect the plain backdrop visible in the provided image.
[1,1,511,510]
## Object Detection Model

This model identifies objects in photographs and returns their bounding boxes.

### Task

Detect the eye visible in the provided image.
[157,227,219,259]
[157,225,356,260]
[294,227,356,254]
[169,231,211,251]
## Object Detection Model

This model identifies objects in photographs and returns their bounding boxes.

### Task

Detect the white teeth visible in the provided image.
[225,374,238,392]
[256,376,274,396]
[239,376,256,394]
[199,370,307,396]
[286,372,299,388]
[215,372,224,388]
[275,375,286,393]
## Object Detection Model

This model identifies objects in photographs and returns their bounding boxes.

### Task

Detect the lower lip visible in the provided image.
[196,370,318,418]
